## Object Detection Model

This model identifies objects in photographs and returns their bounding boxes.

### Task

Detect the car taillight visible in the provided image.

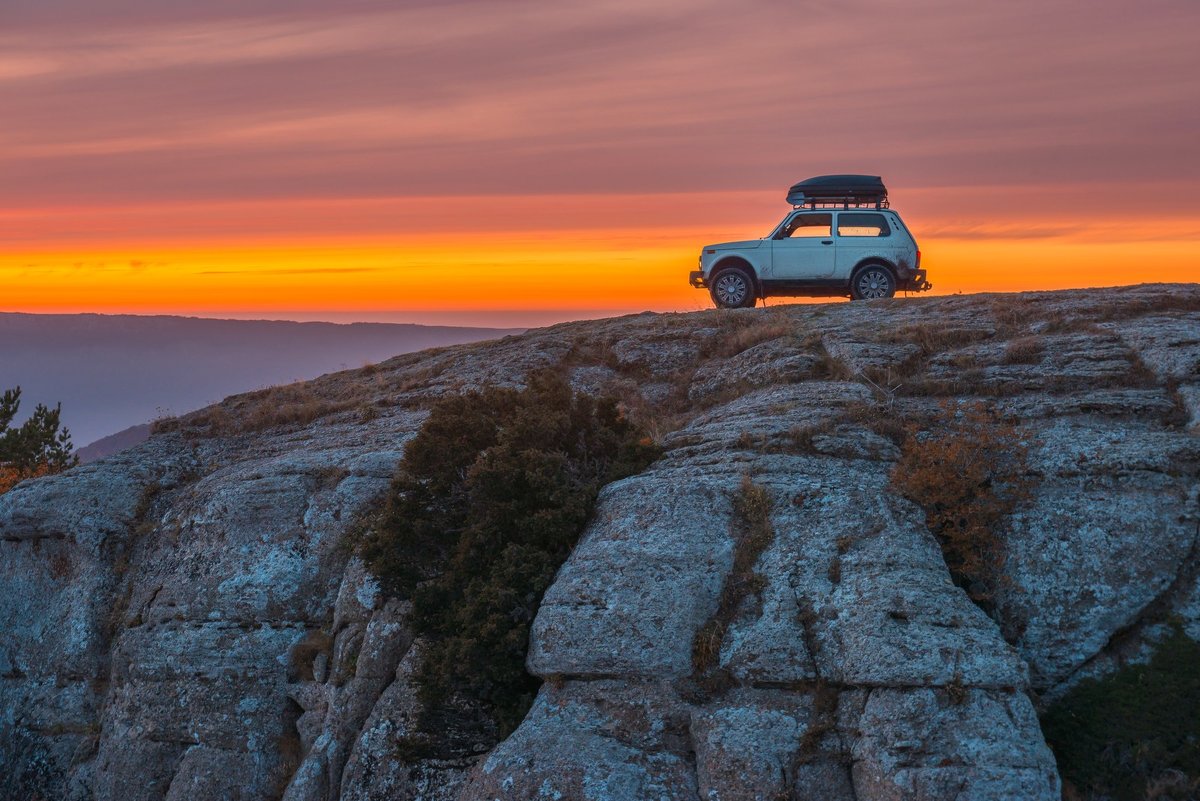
[916,250,921,268]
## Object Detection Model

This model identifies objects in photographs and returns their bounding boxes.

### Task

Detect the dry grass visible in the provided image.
[564,335,624,372]
[598,375,689,447]
[700,311,795,360]
[990,289,1200,337]
[880,323,994,358]
[1001,336,1044,365]
[312,465,349,492]
[1040,315,1104,335]
[170,381,370,437]
[890,402,1033,611]
[809,337,854,381]
[1163,380,1193,429]
[840,401,908,446]
[796,679,840,756]
[1121,353,1161,389]
[241,384,343,431]
[391,360,453,393]
[150,416,179,435]
[989,297,1038,335]
[691,477,775,680]
[357,402,380,424]
[130,481,162,539]
[949,353,979,370]
[1080,291,1200,324]
[945,670,969,705]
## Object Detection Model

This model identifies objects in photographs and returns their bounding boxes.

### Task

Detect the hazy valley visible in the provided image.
[0,313,517,449]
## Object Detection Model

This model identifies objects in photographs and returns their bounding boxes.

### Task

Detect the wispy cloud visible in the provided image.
[197,267,381,275]
[2,0,1198,260]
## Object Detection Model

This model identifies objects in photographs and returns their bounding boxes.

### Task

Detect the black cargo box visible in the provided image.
[787,175,887,206]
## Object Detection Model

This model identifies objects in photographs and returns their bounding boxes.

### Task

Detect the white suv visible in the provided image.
[689,175,931,308]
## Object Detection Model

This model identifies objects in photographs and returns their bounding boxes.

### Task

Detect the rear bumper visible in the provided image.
[689,270,707,288]
[899,269,932,292]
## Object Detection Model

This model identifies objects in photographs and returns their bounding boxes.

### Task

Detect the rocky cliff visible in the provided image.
[2,284,1198,801]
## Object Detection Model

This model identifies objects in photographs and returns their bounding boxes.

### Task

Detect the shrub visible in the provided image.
[359,368,659,741]
[1042,624,1200,801]
[889,403,1032,610]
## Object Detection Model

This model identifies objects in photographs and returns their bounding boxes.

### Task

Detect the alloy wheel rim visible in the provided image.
[858,270,889,299]
[716,275,747,305]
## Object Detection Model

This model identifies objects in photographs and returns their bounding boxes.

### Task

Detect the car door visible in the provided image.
[769,212,836,279]
[834,211,894,277]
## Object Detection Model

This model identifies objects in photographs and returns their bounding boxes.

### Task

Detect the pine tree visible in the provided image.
[0,387,78,494]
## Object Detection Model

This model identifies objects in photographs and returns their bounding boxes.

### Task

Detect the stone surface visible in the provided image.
[461,680,698,801]
[1,284,1198,801]
[851,688,1060,800]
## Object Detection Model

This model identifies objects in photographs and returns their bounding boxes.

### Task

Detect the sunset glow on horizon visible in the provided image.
[3,0,1197,327]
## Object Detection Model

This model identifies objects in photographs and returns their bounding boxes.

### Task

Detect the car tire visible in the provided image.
[711,267,757,309]
[850,265,896,300]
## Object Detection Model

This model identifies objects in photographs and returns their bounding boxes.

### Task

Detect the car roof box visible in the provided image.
[787,175,887,207]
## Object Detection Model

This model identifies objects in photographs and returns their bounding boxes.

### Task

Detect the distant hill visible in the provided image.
[75,423,154,464]
[0,313,518,448]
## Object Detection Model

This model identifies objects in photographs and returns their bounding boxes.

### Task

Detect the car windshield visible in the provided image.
[771,212,832,239]
[768,215,790,238]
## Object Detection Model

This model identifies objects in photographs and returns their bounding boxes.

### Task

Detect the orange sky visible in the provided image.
[3,1,1198,326]
[6,190,1197,325]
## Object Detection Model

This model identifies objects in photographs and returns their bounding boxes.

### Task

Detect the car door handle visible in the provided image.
[821,240,833,245]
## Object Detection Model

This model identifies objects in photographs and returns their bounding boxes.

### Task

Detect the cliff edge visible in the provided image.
[2,284,1198,800]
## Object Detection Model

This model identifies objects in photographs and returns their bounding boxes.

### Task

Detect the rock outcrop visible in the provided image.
[2,284,1198,800]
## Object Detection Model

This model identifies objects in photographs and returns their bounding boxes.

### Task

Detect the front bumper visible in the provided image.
[689,270,707,288]
[899,269,932,292]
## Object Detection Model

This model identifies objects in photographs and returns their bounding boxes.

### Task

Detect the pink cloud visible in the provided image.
[1,0,1197,232]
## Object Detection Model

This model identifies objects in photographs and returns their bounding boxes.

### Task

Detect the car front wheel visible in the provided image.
[851,265,896,300]
[711,268,756,309]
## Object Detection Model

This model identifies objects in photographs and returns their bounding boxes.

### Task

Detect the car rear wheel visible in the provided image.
[850,265,896,300]
[711,268,756,309]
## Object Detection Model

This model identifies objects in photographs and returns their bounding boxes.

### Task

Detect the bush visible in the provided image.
[890,403,1032,609]
[359,369,659,741]
[1042,624,1200,801]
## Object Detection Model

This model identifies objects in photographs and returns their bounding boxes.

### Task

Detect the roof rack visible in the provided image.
[794,197,890,210]
[787,174,888,209]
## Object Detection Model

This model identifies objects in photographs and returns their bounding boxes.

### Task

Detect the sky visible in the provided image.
[2,0,1198,327]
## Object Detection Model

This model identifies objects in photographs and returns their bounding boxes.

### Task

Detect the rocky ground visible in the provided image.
[2,284,1198,800]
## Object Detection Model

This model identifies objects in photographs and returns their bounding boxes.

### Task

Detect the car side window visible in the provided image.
[837,212,891,237]
[778,213,832,239]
